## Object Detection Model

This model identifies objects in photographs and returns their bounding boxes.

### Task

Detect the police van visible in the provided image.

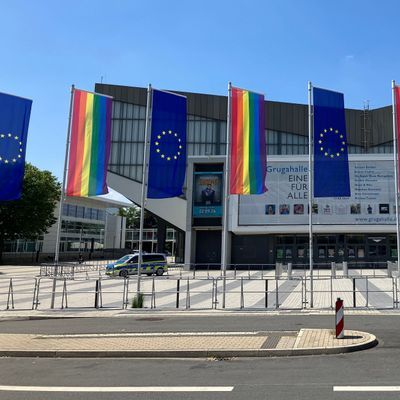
[105,253,168,278]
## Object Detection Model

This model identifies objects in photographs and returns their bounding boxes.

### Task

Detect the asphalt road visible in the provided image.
[0,314,399,400]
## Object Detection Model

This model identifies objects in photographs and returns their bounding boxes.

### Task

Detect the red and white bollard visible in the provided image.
[335,297,344,339]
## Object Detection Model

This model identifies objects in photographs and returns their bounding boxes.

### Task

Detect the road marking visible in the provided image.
[334,386,400,392]
[0,385,234,392]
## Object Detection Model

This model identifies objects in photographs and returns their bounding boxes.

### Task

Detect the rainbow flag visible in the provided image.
[230,87,266,194]
[66,89,112,197]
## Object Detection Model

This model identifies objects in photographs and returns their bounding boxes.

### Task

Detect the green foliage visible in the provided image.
[131,293,144,308]
[119,206,140,228]
[0,163,60,259]
[119,206,157,229]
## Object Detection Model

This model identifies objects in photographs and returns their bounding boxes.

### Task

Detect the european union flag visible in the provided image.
[313,87,350,198]
[147,89,187,198]
[0,93,32,201]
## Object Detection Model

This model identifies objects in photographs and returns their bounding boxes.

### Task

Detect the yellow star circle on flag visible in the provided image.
[0,133,23,164]
[318,127,346,159]
[154,130,182,161]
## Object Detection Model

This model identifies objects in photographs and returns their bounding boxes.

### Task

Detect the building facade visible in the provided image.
[125,228,177,255]
[3,192,130,263]
[96,83,396,267]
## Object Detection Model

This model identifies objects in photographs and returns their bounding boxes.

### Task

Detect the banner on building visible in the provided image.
[230,87,266,195]
[239,159,395,225]
[313,87,350,198]
[147,89,187,199]
[66,89,112,197]
[193,172,223,217]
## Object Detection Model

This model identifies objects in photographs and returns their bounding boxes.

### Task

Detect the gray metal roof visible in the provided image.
[95,83,392,147]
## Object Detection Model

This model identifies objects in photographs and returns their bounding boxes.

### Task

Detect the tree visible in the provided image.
[119,206,157,229]
[119,206,140,228]
[0,163,60,262]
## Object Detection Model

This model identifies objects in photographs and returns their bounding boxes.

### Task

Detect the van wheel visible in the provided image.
[120,270,128,278]
[146,273,152,276]
[156,268,164,276]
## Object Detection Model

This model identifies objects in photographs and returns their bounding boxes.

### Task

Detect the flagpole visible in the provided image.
[221,82,232,309]
[308,81,314,308]
[51,84,75,309]
[391,80,400,275]
[137,84,152,297]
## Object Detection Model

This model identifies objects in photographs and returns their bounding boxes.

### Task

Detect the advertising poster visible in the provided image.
[193,172,223,218]
[239,160,396,225]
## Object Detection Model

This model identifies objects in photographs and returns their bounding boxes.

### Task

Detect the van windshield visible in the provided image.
[116,255,133,264]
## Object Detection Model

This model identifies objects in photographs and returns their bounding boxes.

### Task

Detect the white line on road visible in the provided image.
[0,385,234,392]
[334,386,400,392]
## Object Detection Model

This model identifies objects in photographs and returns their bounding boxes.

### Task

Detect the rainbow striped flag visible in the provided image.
[230,87,266,194]
[66,89,112,197]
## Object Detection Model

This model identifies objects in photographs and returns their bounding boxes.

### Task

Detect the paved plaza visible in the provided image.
[0,264,397,311]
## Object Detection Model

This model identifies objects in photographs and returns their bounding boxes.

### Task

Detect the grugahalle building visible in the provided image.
[96,83,396,267]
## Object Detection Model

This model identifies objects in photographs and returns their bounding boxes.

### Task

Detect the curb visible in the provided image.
[0,309,399,320]
[0,332,378,358]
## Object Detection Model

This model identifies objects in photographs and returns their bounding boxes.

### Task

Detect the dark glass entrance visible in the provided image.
[230,233,396,266]
[195,230,221,266]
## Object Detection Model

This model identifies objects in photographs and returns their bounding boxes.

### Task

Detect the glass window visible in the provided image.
[277,236,294,245]
[143,255,165,262]
[297,247,305,258]
[296,236,308,245]
[98,210,105,221]
[76,206,84,218]
[348,235,364,244]
[84,208,92,219]
[126,231,133,240]
[378,246,386,257]
[68,205,77,217]
[368,246,377,257]
[317,236,335,244]
[328,247,335,258]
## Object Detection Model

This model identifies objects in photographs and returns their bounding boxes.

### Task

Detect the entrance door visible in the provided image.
[195,230,221,267]
[366,236,387,264]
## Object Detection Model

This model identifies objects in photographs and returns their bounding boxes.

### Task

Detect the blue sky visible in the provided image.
[1,0,400,179]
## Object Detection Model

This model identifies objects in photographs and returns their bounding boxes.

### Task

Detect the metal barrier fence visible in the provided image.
[1,274,399,311]
[39,260,394,281]
[40,262,107,279]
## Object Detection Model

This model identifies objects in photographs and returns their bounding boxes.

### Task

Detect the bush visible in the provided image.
[132,293,144,308]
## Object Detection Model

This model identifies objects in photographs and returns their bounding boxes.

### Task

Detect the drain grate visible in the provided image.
[261,332,297,349]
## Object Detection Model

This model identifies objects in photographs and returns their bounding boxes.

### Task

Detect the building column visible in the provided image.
[175,229,185,263]
[156,219,167,254]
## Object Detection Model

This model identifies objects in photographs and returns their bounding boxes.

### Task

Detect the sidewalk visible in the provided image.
[0,329,377,358]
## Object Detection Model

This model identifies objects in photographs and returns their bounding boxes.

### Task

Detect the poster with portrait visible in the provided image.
[193,172,223,218]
